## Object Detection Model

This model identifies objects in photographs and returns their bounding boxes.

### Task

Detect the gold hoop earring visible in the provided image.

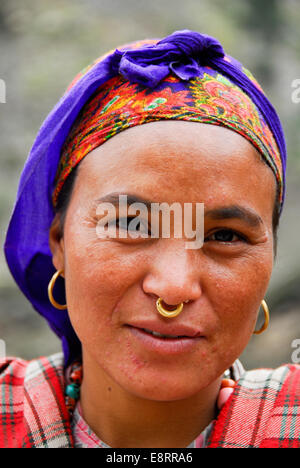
[48,269,67,310]
[156,298,183,318]
[253,300,269,335]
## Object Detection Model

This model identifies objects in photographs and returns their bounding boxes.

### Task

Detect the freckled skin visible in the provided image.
[49,121,276,446]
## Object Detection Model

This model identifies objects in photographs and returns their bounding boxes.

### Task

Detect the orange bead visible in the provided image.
[221,378,235,388]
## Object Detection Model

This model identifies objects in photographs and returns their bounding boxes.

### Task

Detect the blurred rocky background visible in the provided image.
[0,0,299,369]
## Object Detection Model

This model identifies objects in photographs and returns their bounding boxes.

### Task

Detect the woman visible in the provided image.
[1,30,299,448]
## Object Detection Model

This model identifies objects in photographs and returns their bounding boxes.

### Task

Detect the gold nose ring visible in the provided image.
[156,298,184,318]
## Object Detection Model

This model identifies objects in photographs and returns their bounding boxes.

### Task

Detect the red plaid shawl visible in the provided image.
[0,353,299,448]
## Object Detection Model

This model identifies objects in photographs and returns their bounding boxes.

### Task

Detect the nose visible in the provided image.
[142,239,202,306]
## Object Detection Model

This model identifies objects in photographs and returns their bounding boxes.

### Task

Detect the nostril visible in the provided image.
[159,300,185,311]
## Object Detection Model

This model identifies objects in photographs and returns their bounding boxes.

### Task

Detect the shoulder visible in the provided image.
[210,364,300,448]
[0,356,30,447]
[239,362,300,392]
[0,353,68,448]
[0,356,28,381]
[0,356,29,424]
[242,363,300,448]
[238,363,300,417]
[0,352,65,386]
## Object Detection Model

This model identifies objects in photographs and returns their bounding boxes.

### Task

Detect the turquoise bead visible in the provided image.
[65,383,80,400]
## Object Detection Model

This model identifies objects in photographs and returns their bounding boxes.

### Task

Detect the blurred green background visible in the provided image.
[0,0,299,368]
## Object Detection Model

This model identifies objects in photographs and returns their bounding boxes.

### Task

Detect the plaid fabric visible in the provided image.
[0,353,299,448]
[0,353,73,448]
[208,364,300,448]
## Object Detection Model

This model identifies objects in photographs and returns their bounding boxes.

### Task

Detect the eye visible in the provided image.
[117,216,133,230]
[205,229,247,243]
[117,216,150,235]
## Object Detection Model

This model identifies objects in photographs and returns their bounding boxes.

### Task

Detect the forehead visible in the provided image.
[75,121,276,215]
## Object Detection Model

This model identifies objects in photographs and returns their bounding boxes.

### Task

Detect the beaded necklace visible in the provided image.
[65,361,83,415]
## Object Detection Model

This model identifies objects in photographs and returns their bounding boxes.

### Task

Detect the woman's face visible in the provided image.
[50,121,276,401]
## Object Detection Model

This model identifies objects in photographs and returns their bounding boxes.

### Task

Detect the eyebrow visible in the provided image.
[94,193,153,211]
[205,206,263,228]
[93,193,263,227]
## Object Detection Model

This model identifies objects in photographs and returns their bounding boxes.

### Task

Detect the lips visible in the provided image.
[126,320,204,339]
[142,328,184,339]
[126,322,204,355]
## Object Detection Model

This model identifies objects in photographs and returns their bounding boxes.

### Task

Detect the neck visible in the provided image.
[80,352,222,448]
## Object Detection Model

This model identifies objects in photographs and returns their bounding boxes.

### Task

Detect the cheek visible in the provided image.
[62,229,145,343]
[206,249,273,360]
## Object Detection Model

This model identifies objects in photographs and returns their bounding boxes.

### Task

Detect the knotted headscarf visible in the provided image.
[53,31,285,209]
[4,30,287,365]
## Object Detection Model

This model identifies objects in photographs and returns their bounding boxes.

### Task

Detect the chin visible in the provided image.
[115,367,211,402]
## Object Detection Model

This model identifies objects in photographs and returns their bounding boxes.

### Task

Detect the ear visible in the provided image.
[49,214,65,275]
